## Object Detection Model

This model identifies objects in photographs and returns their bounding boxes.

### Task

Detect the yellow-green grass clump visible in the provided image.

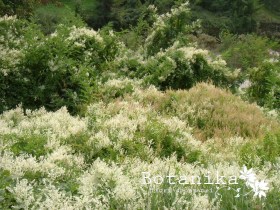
[127,82,279,141]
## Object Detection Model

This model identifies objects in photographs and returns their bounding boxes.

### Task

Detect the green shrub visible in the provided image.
[142,49,236,90]
[239,131,280,167]
[0,18,121,115]
[221,33,277,70]
[10,135,49,158]
[63,133,94,163]
[0,170,16,210]
[0,0,39,18]
[239,142,260,168]
[263,0,280,12]
[262,132,280,162]
[110,0,146,29]
[143,120,188,161]
[144,2,197,56]
[32,4,85,34]
[191,0,259,34]
[137,83,279,140]
[248,61,280,110]
[112,43,238,91]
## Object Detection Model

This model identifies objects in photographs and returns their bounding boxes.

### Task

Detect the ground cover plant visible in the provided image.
[0,1,280,209]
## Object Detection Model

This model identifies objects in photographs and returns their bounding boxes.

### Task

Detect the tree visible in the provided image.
[231,0,260,33]
[261,0,280,12]
[190,0,260,33]
[110,0,145,29]
[0,0,39,18]
[95,0,113,28]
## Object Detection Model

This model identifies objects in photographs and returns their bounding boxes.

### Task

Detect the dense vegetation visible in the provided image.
[0,1,279,209]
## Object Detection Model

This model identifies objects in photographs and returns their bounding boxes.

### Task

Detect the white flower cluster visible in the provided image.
[2,144,276,209]
[79,159,136,202]
[0,101,276,209]
[7,179,35,210]
[0,106,87,139]
[0,15,17,22]
[67,26,103,43]
[268,49,280,63]
[102,78,142,90]
[147,5,158,13]
[0,146,84,180]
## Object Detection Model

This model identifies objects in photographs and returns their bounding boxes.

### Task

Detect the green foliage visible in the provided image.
[108,3,237,92]
[144,120,192,162]
[110,0,145,29]
[191,0,260,33]
[79,0,111,29]
[213,184,262,210]
[168,83,279,140]
[239,131,280,167]
[17,36,95,115]
[63,133,94,163]
[145,2,196,56]
[230,0,260,33]
[100,79,136,100]
[150,0,183,13]
[11,135,49,158]
[263,132,280,162]
[0,18,121,114]
[80,120,202,163]
[0,17,44,113]
[0,0,39,18]
[248,61,280,110]
[143,51,234,90]
[191,0,231,12]
[116,5,158,50]
[22,170,46,182]
[0,170,16,210]
[73,0,174,31]
[221,33,276,70]
[262,0,280,12]
[32,4,85,34]
[265,189,280,209]
[112,45,237,91]
[1,2,280,209]
[190,8,232,37]
[72,0,142,31]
